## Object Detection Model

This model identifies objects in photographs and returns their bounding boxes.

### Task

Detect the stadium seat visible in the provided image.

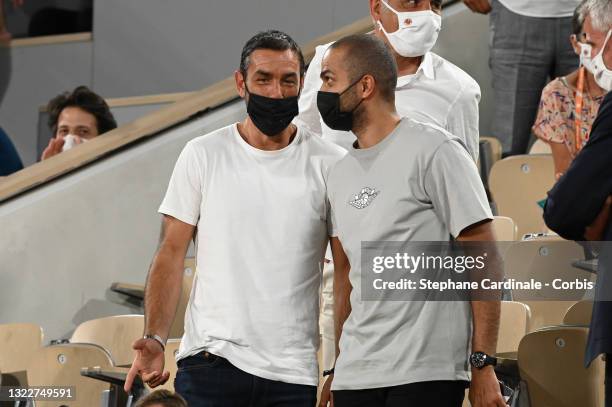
[26,343,114,407]
[563,300,594,326]
[492,216,518,241]
[489,155,555,238]
[0,323,43,387]
[168,257,196,339]
[503,239,591,331]
[498,301,531,354]
[528,139,552,155]
[70,315,144,367]
[518,326,605,407]
[480,136,503,164]
[110,257,195,340]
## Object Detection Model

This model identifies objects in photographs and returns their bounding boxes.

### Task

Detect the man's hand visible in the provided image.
[469,367,507,407]
[41,137,65,160]
[463,0,492,14]
[318,374,334,407]
[124,337,170,393]
[584,196,612,241]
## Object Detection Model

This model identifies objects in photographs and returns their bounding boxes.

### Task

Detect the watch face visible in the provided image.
[470,352,486,368]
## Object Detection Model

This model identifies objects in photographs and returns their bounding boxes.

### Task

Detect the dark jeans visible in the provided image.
[333,380,468,407]
[174,351,317,407]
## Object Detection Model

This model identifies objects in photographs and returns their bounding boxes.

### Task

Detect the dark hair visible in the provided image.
[47,86,117,136]
[572,0,588,36]
[329,34,398,104]
[431,0,443,9]
[134,390,187,407]
[239,30,305,79]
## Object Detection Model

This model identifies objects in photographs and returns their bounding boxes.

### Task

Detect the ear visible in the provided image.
[235,70,246,99]
[359,75,377,100]
[370,0,382,25]
[569,34,581,56]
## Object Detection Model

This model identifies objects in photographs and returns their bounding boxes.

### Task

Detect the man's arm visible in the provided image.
[544,93,612,240]
[331,236,351,358]
[294,44,328,135]
[319,236,351,407]
[124,215,194,392]
[458,220,500,358]
[145,215,195,341]
[447,79,481,163]
[458,220,505,407]
[462,0,492,14]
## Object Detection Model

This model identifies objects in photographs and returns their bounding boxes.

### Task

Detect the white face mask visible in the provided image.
[61,134,87,152]
[590,29,612,92]
[377,0,442,58]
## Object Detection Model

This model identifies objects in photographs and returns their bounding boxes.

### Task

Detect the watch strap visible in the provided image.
[143,334,166,352]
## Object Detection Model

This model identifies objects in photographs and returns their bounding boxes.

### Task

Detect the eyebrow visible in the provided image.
[253,69,273,78]
[320,69,334,79]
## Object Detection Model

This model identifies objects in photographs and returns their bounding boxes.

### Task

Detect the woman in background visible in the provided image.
[533,1,607,178]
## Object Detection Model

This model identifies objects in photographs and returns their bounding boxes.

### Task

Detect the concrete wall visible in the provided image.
[0,39,92,166]
[0,100,245,341]
[90,0,368,98]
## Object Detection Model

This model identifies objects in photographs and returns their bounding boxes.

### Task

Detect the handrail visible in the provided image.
[38,91,195,112]
[0,16,374,203]
[9,32,92,48]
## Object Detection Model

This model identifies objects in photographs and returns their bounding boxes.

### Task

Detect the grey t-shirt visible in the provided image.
[328,118,492,390]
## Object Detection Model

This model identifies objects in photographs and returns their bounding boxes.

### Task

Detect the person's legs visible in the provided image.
[174,352,253,407]
[253,376,317,407]
[385,380,468,407]
[553,16,579,79]
[489,0,555,155]
[333,387,386,407]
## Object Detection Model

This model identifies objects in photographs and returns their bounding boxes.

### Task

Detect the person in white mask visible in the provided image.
[297,0,481,162]
[296,1,482,380]
[533,1,607,178]
[41,85,117,160]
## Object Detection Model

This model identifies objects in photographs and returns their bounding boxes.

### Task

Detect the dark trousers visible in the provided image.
[174,351,317,407]
[333,380,468,407]
[489,0,578,155]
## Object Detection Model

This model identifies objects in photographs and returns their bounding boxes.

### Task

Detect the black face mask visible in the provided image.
[245,86,299,137]
[317,78,364,132]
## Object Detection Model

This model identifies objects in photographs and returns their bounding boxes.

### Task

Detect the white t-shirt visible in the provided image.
[296,44,481,162]
[158,123,346,386]
[497,0,579,18]
[327,118,493,390]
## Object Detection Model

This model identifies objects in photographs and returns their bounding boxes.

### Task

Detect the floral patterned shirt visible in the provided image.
[532,77,604,155]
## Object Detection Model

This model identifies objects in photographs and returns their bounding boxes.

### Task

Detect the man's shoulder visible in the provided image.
[399,117,459,147]
[186,123,237,151]
[299,125,347,158]
[429,52,480,95]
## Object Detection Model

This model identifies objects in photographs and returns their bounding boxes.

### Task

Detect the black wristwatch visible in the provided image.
[322,368,335,377]
[469,351,497,369]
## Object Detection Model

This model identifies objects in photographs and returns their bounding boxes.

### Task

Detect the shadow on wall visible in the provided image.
[63,294,143,341]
